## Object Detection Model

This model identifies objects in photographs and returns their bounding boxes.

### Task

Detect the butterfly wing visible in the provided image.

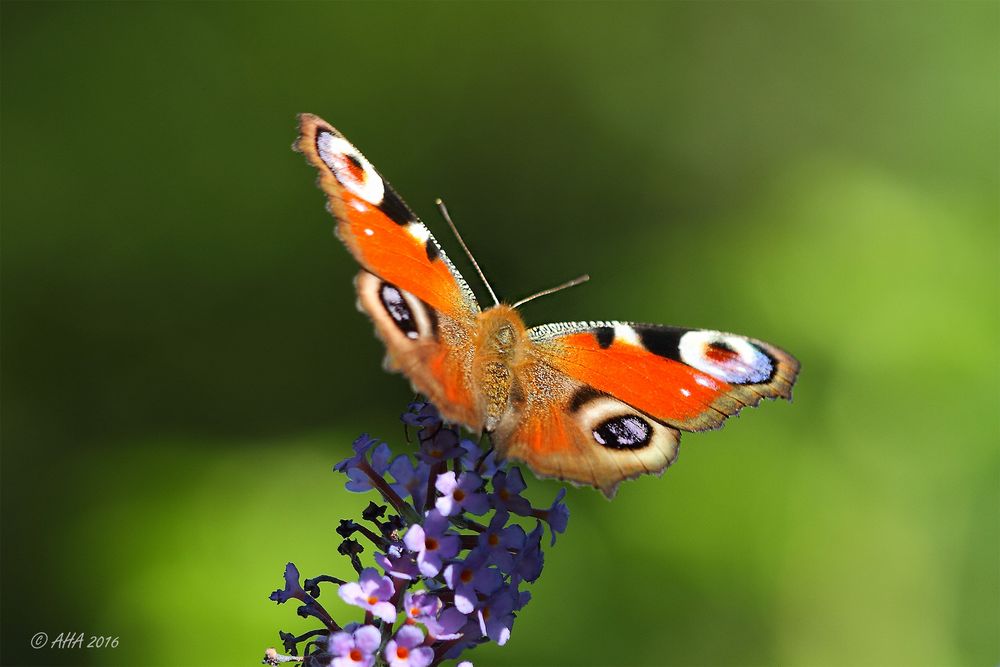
[493,321,799,496]
[492,360,682,498]
[296,114,484,429]
[295,114,480,317]
[529,321,799,430]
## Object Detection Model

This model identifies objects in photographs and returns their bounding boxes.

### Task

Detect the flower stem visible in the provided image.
[425,461,445,514]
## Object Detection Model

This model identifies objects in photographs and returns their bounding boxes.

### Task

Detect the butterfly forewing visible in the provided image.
[528,321,799,431]
[492,360,681,498]
[296,114,480,318]
[296,115,485,430]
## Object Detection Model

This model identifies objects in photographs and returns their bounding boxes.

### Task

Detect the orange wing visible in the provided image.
[528,321,799,431]
[295,114,479,319]
[354,271,482,429]
[492,360,682,498]
[296,114,484,429]
[490,321,797,496]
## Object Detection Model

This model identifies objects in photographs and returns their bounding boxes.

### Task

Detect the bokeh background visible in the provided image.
[2,2,997,666]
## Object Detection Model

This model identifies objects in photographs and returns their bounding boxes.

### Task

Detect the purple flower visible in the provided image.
[435,471,489,516]
[375,546,420,581]
[425,606,467,641]
[385,625,434,667]
[343,442,392,492]
[338,568,398,623]
[265,403,573,664]
[370,442,392,471]
[402,590,440,625]
[444,549,502,614]
[460,440,499,478]
[403,510,459,577]
[333,434,379,474]
[476,587,517,646]
[489,467,532,515]
[403,402,465,463]
[477,511,526,572]
[509,574,532,610]
[534,487,569,545]
[401,402,440,427]
[388,455,430,509]
[328,624,381,667]
[514,522,545,582]
[417,426,464,464]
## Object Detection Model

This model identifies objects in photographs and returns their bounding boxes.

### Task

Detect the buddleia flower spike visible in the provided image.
[262,403,569,667]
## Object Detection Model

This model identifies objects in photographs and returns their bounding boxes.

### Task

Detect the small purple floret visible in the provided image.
[338,568,398,623]
[490,467,532,515]
[460,440,499,478]
[401,402,440,427]
[388,454,430,510]
[385,625,434,667]
[375,546,420,581]
[402,590,440,624]
[343,442,392,492]
[333,434,379,473]
[514,522,545,582]
[403,509,459,577]
[444,548,502,613]
[477,511,526,572]
[435,471,489,516]
[424,606,467,641]
[328,624,381,667]
[538,487,569,545]
[476,588,517,646]
[416,426,464,464]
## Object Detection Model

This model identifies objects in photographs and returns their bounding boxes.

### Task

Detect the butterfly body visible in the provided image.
[297,114,800,497]
[471,305,528,431]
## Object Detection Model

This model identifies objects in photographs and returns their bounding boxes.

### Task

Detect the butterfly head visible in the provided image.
[476,305,527,360]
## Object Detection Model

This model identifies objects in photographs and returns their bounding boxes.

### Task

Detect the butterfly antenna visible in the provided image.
[435,198,500,307]
[511,274,590,309]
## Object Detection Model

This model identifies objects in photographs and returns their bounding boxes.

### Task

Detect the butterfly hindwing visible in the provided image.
[493,362,680,497]
[355,271,483,430]
[527,321,800,432]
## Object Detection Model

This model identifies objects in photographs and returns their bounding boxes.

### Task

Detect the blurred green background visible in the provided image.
[2,2,997,666]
